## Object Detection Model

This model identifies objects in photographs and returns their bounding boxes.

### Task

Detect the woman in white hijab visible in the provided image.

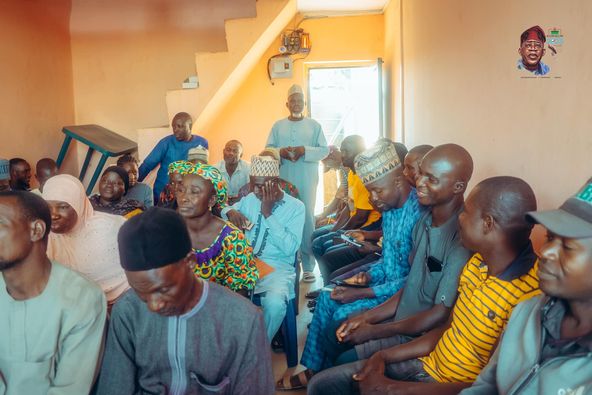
[43,174,129,306]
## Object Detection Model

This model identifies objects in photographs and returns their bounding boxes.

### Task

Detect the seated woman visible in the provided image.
[176,162,258,296]
[117,154,153,208]
[237,148,299,200]
[157,160,192,209]
[90,166,144,218]
[42,174,130,309]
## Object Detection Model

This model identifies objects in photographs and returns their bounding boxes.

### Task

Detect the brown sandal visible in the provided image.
[276,369,315,391]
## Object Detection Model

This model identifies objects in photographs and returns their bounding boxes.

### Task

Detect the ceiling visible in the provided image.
[297,0,389,14]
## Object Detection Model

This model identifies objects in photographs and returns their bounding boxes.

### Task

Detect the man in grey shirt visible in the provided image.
[96,207,274,395]
[308,144,474,395]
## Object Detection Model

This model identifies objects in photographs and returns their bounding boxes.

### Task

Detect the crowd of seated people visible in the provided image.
[1,85,591,395]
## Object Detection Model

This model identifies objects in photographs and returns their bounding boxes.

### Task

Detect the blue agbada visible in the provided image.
[300,190,424,371]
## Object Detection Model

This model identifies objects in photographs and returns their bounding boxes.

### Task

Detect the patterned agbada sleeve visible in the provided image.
[220,227,259,291]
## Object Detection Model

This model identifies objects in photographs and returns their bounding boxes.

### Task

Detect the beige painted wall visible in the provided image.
[203,14,385,163]
[0,0,77,180]
[399,0,592,246]
[382,0,401,140]
[70,0,256,141]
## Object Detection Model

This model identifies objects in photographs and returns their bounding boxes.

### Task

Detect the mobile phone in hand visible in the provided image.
[331,279,369,288]
[339,234,362,247]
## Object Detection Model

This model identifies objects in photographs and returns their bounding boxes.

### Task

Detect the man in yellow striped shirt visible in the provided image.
[313,176,542,395]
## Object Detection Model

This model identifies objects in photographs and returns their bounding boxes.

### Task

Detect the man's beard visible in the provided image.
[0,258,25,272]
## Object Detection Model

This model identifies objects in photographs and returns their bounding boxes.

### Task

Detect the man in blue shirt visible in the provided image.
[223,156,305,341]
[138,112,208,202]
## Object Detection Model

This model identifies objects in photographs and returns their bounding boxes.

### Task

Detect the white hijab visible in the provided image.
[43,174,129,302]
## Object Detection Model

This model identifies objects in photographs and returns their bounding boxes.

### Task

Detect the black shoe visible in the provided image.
[271,332,284,352]
[305,289,321,299]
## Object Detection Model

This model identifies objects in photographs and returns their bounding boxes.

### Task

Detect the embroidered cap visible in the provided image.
[187,145,209,164]
[250,155,280,178]
[287,84,303,98]
[354,141,402,185]
[0,159,9,180]
[526,178,592,238]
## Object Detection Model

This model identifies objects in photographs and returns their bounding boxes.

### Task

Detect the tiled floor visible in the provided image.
[271,268,323,394]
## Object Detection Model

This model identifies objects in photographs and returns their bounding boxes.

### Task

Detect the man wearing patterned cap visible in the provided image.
[267,84,329,282]
[96,207,274,395]
[223,155,305,341]
[517,25,550,75]
[0,159,10,192]
[278,141,425,390]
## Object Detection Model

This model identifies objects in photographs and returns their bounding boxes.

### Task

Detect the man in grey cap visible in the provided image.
[460,178,592,395]
[266,84,329,282]
[0,159,10,192]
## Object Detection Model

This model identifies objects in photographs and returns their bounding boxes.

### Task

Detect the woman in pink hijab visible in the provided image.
[43,174,129,307]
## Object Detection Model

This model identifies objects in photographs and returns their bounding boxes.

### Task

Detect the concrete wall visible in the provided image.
[397,0,592,246]
[204,14,385,163]
[0,0,77,180]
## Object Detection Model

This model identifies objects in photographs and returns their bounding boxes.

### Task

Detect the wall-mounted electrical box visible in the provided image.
[269,56,293,79]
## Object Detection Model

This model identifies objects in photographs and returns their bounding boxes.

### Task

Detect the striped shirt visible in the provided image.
[421,244,541,383]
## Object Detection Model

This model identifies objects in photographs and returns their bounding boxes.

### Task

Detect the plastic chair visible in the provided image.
[252,254,299,368]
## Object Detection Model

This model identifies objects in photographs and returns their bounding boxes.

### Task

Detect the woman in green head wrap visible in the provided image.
[176,162,258,295]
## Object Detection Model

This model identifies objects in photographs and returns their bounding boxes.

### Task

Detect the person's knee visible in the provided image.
[261,293,288,317]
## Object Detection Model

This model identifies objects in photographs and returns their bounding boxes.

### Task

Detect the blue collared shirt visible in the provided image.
[517,59,550,76]
[215,159,251,197]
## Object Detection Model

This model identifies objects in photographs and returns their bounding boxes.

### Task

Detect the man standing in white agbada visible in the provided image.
[266,84,329,282]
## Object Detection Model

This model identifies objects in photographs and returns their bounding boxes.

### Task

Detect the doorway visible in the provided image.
[306,60,384,213]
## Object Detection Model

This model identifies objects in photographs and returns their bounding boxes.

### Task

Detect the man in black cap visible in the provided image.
[517,25,550,76]
[96,207,274,395]
[460,178,592,394]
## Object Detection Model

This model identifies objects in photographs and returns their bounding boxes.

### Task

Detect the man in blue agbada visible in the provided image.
[266,84,329,282]
[138,112,208,203]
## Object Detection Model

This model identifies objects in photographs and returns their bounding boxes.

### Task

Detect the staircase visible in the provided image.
[137,0,297,161]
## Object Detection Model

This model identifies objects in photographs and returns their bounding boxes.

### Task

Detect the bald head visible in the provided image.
[171,112,193,141]
[35,158,58,192]
[416,144,473,207]
[340,135,366,170]
[403,144,433,187]
[471,176,537,249]
[422,143,473,184]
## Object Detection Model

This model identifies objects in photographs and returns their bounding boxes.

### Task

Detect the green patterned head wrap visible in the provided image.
[185,163,228,208]
[167,160,193,175]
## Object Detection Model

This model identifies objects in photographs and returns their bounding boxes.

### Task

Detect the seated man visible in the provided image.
[0,191,106,394]
[8,158,31,191]
[319,176,541,394]
[460,177,592,395]
[315,145,348,228]
[316,141,409,285]
[278,141,424,390]
[0,159,10,192]
[138,112,208,203]
[215,139,251,205]
[305,144,474,391]
[117,154,153,208]
[313,135,382,283]
[30,158,58,195]
[223,155,305,341]
[402,144,433,187]
[96,207,274,395]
